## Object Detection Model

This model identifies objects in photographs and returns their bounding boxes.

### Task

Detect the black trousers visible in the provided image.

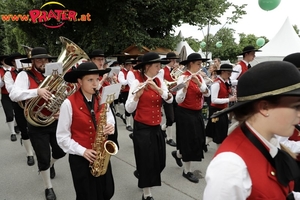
[69,154,114,200]
[12,102,29,140]
[162,96,177,126]
[1,93,14,122]
[120,91,131,117]
[28,121,65,170]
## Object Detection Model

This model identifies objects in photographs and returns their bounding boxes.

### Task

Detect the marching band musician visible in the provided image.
[204,61,300,200]
[159,52,180,147]
[125,52,172,200]
[3,52,35,166]
[230,45,261,81]
[172,53,210,183]
[205,64,237,150]
[118,59,135,132]
[9,47,66,200]
[56,62,115,200]
[89,49,120,149]
[0,53,21,142]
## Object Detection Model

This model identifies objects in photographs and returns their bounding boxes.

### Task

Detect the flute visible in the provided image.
[132,72,161,95]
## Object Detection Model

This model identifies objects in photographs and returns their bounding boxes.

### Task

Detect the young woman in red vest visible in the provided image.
[205,64,237,148]
[204,61,300,200]
[125,52,172,200]
[56,62,114,200]
[171,53,210,183]
[10,47,66,200]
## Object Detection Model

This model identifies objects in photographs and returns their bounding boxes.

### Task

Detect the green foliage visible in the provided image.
[185,37,201,52]
[0,0,246,56]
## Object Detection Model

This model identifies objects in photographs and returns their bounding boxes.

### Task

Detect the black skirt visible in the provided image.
[175,106,205,162]
[133,121,166,188]
[205,106,229,144]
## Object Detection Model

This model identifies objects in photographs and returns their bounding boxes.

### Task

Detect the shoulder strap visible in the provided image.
[26,70,42,85]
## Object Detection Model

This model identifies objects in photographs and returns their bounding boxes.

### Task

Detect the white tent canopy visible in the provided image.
[250,17,300,66]
[175,31,211,61]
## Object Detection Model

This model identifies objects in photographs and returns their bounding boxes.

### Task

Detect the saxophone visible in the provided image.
[90,94,118,177]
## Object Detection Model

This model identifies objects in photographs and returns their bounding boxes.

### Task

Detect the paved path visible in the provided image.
[0,104,218,200]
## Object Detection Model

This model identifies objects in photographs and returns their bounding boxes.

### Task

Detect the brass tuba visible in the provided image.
[90,94,118,177]
[24,36,89,127]
[164,64,185,90]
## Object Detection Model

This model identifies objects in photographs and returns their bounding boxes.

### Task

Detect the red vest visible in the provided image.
[237,61,248,80]
[27,67,45,89]
[163,66,173,82]
[178,71,203,110]
[0,67,14,94]
[132,69,142,80]
[69,90,102,149]
[215,126,293,199]
[134,76,162,126]
[289,128,300,141]
[210,77,230,109]
[120,68,130,92]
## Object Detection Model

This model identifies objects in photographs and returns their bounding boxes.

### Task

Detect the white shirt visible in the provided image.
[127,70,136,88]
[118,68,129,86]
[56,98,115,156]
[276,135,300,153]
[0,66,12,89]
[4,70,15,93]
[230,60,249,81]
[9,70,39,102]
[125,75,172,114]
[210,76,237,105]
[175,72,210,104]
[204,122,300,200]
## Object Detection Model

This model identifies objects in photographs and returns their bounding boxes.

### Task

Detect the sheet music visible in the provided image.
[100,83,122,104]
[108,66,120,78]
[15,58,27,69]
[45,62,63,76]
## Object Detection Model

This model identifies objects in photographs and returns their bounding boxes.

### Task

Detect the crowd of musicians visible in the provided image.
[2,41,300,200]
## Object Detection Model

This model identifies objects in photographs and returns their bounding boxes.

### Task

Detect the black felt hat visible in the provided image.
[132,55,143,64]
[215,64,238,74]
[133,52,169,70]
[4,53,26,66]
[179,53,209,65]
[283,53,300,70]
[212,61,300,118]
[109,61,120,67]
[64,62,111,83]
[0,55,8,62]
[165,52,179,59]
[89,49,106,58]
[125,59,135,64]
[21,47,57,63]
[239,45,261,55]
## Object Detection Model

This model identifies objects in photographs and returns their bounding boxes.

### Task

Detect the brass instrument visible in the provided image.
[90,93,118,177]
[164,64,185,91]
[24,36,89,127]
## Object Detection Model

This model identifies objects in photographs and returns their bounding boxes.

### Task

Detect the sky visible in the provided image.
[174,0,300,42]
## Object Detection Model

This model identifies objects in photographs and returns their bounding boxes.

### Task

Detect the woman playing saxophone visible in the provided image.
[56,62,115,200]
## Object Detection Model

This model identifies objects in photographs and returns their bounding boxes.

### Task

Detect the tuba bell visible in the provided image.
[164,64,185,91]
[24,36,90,127]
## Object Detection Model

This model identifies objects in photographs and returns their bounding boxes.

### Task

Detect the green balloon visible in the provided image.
[200,41,206,48]
[258,0,281,11]
[256,38,265,47]
[216,41,222,48]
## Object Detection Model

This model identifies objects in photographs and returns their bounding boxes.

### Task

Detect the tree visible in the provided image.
[0,0,246,56]
[185,37,201,52]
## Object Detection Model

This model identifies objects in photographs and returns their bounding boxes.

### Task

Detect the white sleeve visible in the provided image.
[211,82,230,104]
[0,74,4,88]
[9,71,38,102]
[118,71,128,86]
[4,72,14,93]
[230,65,242,81]
[125,79,139,113]
[276,135,300,153]
[175,75,186,104]
[107,107,115,125]
[203,152,252,200]
[158,76,173,103]
[56,99,86,156]
[127,71,135,88]
[199,75,210,97]
[158,68,165,80]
